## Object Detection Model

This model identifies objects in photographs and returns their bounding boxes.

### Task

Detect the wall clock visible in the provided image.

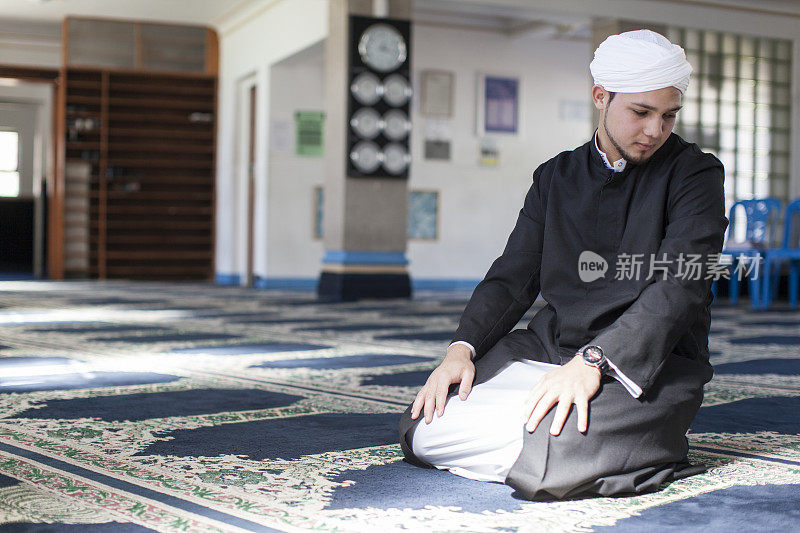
[383,109,410,141]
[382,143,410,175]
[351,72,383,106]
[350,140,382,173]
[358,23,407,73]
[347,15,411,178]
[350,108,383,139]
[383,73,412,106]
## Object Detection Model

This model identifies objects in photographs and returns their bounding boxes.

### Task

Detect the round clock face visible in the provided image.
[350,108,383,139]
[382,143,410,175]
[383,74,412,106]
[350,141,382,173]
[382,109,410,141]
[358,23,407,73]
[350,72,383,106]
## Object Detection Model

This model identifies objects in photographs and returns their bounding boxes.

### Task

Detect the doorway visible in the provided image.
[235,74,258,287]
[246,84,257,287]
[0,79,53,279]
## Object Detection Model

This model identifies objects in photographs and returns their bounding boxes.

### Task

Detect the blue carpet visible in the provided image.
[327,461,521,512]
[197,312,277,319]
[295,323,415,332]
[386,310,464,318]
[226,317,339,325]
[0,473,19,487]
[170,343,331,355]
[0,372,181,393]
[89,333,240,343]
[1,282,798,531]
[737,319,800,326]
[715,358,800,375]
[138,413,400,461]
[375,331,456,342]
[690,396,800,434]
[0,357,182,393]
[595,484,800,532]
[0,357,78,367]
[728,336,800,345]
[326,304,401,312]
[65,298,150,305]
[28,325,169,334]
[251,354,434,370]
[0,524,156,532]
[16,389,304,422]
[361,370,430,387]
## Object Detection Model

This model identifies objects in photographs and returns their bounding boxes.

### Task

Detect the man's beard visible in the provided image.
[602,110,653,165]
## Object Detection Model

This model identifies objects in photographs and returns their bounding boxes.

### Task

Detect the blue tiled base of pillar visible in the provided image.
[214,273,242,286]
[412,279,481,291]
[216,274,480,295]
[253,277,318,290]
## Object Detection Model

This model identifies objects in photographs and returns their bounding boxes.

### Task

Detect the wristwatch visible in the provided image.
[580,345,609,375]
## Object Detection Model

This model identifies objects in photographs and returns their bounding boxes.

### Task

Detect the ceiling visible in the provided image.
[0,0,798,35]
[0,0,243,26]
[414,0,593,39]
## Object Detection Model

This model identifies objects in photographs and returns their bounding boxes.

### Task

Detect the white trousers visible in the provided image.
[411,359,559,483]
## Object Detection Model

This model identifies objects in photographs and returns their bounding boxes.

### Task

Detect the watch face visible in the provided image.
[382,74,412,106]
[583,346,604,364]
[350,141,382,173]
[382,143,410,175]
[350,72,383,106]
[358,23,407,73]
[382,109,410,141]
[350,108,383,139]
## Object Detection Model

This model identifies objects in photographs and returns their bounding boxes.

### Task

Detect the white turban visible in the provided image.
[590,29,692,94]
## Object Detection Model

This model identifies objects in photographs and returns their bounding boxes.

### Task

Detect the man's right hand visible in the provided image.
[410,344,475,424]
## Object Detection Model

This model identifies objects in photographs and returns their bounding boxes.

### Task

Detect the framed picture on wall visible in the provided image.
[421,70,454,117]
[476,74,519,135]
[313,186,324,239]
[407,190,439,240]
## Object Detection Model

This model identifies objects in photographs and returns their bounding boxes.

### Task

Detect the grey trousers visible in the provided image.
[398,329,712,500]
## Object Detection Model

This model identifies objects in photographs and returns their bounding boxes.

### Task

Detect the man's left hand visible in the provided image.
[521,355,601,436]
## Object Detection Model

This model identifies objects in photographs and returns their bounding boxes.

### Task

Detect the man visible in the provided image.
[398,29,728,500]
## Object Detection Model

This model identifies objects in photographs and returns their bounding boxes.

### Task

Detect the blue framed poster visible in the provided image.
[481,76,519,134]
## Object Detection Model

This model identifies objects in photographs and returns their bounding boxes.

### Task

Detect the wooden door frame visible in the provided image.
[246,84,257,287]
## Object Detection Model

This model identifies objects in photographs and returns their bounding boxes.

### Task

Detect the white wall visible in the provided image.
[407,26,591,280]
[215,0,328,282]
[267,48,326,277]
[247,23,591,283]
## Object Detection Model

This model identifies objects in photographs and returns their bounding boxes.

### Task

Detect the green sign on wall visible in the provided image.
[295,111,324,157]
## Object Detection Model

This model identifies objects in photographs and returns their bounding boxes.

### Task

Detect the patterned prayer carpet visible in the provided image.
[0,280,798,532]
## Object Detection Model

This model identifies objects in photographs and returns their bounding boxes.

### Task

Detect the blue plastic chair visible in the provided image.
[715,198,782,307]
[759,198,800,309]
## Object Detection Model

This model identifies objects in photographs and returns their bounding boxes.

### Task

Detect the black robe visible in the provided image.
[399,133,728,500]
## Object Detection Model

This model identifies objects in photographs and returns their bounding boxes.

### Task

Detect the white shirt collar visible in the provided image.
[594,131,627,172]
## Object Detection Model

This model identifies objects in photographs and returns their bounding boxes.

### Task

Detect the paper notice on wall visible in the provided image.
[295,111,325,157]
[424,119,452,160]
[479,137,499,166]
[270,120,292,154]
